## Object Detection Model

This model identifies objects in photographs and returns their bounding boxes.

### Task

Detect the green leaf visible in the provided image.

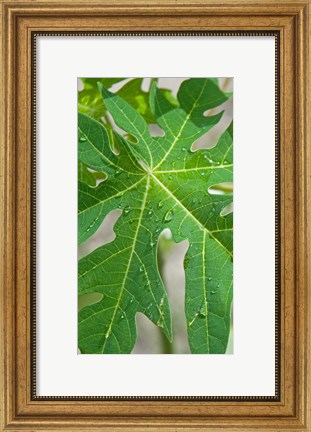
[78,161,106,187]
[116,78,155,123]
[78,78,125,121]
[78,78,233,354]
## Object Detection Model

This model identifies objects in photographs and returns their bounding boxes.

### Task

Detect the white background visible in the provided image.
[37,36,276,396]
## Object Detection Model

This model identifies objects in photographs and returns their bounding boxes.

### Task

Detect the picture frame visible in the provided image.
[1,0,310,430]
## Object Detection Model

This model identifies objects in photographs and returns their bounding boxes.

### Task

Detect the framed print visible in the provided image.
[1,0,310,430]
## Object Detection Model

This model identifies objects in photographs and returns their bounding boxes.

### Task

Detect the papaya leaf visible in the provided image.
[78,78,233,354]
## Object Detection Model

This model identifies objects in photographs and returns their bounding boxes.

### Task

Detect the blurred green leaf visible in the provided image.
[78,78,125,121]
[116,78,155,123]
[78,161,106,187]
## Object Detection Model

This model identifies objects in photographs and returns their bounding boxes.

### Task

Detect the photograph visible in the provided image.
[77,77,233,354]
[2,0,310,428]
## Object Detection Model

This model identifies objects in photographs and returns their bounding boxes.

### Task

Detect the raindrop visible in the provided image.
[211,290,217,295]
[139,265,144,273]
[181,147,187,152]
[204,154,213,163]
[207,277,212,281]
[147,209,153,217]
[197,302,207,318]
[168,175,173,180]
[158,200,164,208]
[164,210,174,223]
[79,135,87,142]
[123,206,131,216]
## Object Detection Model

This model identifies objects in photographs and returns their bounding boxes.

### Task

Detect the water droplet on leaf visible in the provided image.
[164,210,174,223]
[204,154,214,163]
[123,206,131,215]
[198,311,207,318]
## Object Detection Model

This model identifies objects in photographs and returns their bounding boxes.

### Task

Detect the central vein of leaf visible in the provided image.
[101,176,150,352]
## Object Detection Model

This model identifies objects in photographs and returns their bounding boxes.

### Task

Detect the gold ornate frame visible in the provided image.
[1,0,310,430]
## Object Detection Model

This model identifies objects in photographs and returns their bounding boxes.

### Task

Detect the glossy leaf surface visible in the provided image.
[78,79,233,354]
